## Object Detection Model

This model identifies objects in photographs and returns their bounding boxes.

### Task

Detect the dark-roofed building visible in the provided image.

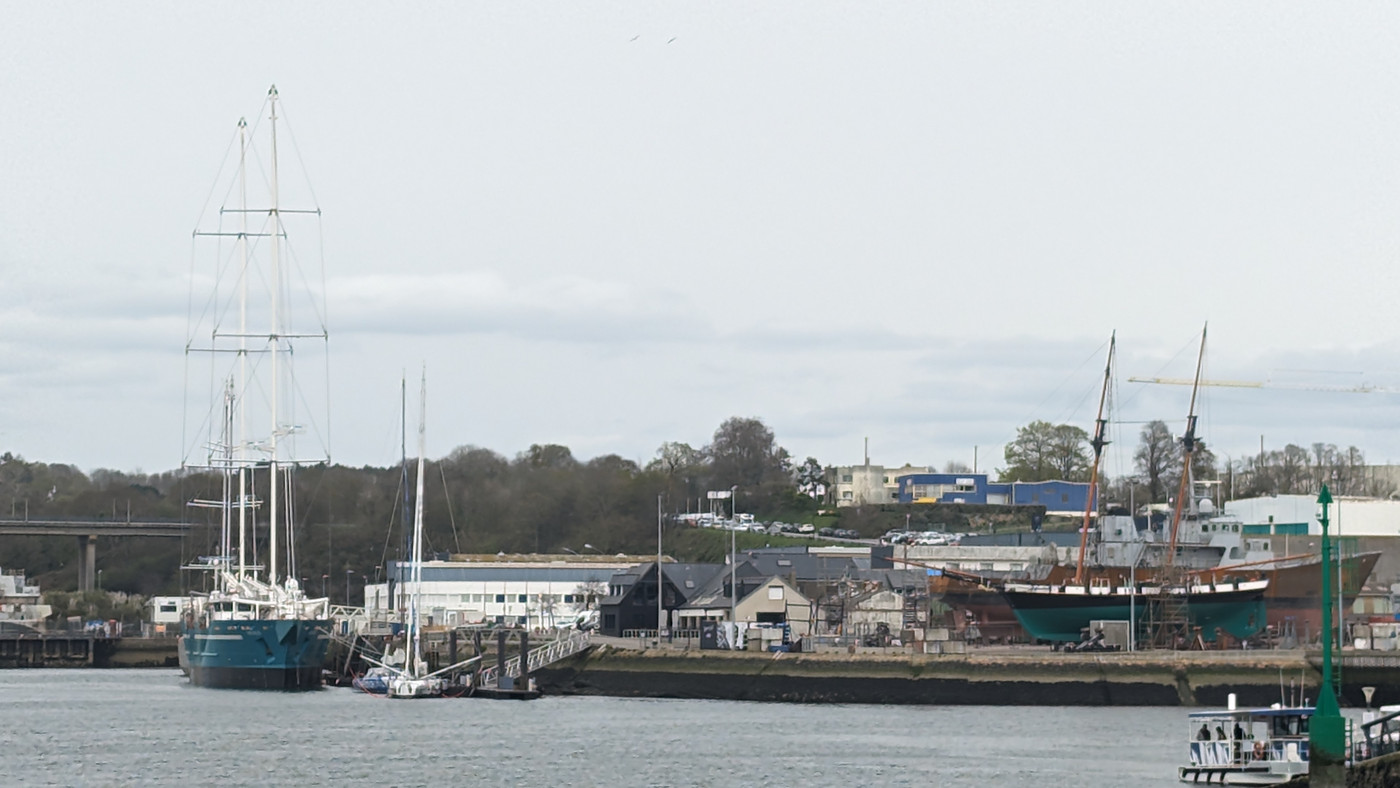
[598,562,724,637]
[670,547,926,633]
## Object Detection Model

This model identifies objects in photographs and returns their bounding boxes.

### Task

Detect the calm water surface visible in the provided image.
[1,669,1189,786]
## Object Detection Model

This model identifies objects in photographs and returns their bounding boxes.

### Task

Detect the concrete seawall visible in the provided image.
[536,647,1358,707]
[0,635,178,669]
[106,637,179,668]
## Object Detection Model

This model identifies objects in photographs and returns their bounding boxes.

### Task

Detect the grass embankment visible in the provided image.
[830,503,1080,538]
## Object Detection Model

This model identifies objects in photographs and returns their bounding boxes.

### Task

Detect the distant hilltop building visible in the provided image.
[825,462,1090,516]
[897,473,1089,515]
[825,463,932,506]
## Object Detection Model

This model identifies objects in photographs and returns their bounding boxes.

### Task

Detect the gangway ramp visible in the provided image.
[478,631,592,688]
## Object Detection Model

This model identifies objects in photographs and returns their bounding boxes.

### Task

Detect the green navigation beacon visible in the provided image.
[1309,484,1345,787]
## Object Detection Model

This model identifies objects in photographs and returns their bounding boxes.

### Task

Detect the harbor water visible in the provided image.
[3,669,1188,786]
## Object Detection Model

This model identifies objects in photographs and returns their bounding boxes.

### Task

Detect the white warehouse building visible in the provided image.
[364,556,635,629]
[1224,495,1400,537]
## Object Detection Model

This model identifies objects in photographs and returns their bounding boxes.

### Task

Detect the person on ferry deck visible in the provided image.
[1197,724,1211,741]
[1216,725,1227,740]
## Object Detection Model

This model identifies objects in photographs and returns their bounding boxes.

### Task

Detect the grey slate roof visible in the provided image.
[601,561,725,607]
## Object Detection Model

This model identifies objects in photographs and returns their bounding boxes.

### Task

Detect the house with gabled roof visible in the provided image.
[597,561,724,637]
[675,572,813,637]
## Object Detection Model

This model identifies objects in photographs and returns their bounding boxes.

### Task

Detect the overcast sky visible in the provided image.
[4,3,1400,479]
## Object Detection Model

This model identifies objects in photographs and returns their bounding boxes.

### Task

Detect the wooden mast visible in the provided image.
[1074,333,1115,585]
[1164,324,1208,570]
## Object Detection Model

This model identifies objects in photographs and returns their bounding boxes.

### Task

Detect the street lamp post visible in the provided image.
[706,487,740,647]
[656,494,664,644]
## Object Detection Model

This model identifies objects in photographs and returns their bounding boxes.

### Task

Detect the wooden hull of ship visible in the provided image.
[1197,551,1380,637]
[929,573,1028,642]
[1003,585,1268,644]
[929,552,1378,643]
[1040,552,1380,634]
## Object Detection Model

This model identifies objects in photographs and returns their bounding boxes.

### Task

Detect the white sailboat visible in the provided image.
[384,371,477,699]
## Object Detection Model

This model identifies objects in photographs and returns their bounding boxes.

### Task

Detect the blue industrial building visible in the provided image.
[895,473,1091,513]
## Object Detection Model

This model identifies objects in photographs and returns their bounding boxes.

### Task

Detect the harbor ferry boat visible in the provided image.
[1180,704,1313,785]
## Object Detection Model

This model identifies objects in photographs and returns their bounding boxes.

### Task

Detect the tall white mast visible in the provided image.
[221,380,235,576]
[267,85,282,588]
[236,116,249,582]
[409,369,427,677]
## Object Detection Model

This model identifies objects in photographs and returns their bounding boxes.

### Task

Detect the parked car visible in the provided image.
[798,523,816,534]
[817,526,835,537]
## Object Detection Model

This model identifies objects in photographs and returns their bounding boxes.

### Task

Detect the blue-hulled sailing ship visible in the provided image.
[179,86,332,690]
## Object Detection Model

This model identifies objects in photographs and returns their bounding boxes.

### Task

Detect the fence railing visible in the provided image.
[1358,709,1400,762]
[477,631,592,687]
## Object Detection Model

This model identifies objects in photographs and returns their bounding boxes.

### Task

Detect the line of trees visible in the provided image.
[0,416,821,600]
[1000,420,1393,505]
[5,416,1394,601]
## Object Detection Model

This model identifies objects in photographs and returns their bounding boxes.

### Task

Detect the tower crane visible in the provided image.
[1126,377,1400,395]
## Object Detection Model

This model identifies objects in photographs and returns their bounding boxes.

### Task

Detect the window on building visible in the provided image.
[883,476,889,483]
[517,594,527,603]
[563,594,574,604]
[460,594,471,603]
[954,483,975,493]
[158,604,177,613]
[517,616,528,625]
[842,491,852,500]
[842,474,853,483]
[495,594,505,603]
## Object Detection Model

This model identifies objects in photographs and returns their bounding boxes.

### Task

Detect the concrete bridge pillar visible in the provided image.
[77,535,97,592]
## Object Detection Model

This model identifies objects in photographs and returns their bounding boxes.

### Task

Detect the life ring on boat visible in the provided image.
[1253,740,1266,760]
